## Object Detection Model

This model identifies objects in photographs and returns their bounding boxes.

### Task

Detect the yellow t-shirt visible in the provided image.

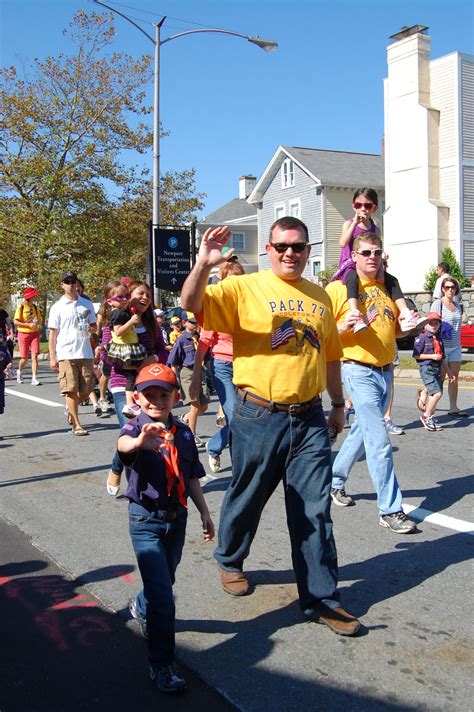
[201,270,342,402]
[14,302,42,334]
[169,329,184,346]
[326,278,399,367]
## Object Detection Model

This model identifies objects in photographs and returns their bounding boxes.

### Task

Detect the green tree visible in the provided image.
[0,10,204,298]
[423,246,469,291]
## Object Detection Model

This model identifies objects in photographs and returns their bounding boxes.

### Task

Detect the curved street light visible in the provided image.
[92,0,277,301]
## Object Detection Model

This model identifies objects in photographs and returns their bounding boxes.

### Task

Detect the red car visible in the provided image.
[461,320,474,351]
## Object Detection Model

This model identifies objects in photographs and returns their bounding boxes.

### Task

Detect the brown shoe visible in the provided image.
[219,569,250,596]
[311,605,360,636]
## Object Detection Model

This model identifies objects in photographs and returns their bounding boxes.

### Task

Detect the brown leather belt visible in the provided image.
[343,360,393,372]
[237,388,321,414]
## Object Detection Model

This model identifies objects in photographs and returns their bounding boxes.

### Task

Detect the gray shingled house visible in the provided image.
[247,146,384,278]
[197,176,259,273]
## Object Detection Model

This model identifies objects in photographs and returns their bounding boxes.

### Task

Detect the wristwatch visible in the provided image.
[331,401,345,408]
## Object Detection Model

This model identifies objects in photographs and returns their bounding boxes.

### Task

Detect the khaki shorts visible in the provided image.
[59,359,95,396]
[180,366,210,406]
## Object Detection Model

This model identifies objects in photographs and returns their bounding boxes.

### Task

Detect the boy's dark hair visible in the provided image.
[352,188,378,206]
[437,262,449,273]
[269,216,309,243]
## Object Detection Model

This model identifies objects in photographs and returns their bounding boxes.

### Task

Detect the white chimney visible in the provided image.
[383,25,449,291]
[239,175,256,200]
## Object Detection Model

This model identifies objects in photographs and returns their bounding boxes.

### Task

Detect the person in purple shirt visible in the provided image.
[106,281,168,496]
[118,363,214,694]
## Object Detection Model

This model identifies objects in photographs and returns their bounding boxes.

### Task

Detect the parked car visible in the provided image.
[461,319,474,351]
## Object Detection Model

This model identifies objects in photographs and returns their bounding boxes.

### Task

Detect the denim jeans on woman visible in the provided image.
[110,390,127,475]
[207,359,236,458]
[214,393,340,616]
[332,362,403,515]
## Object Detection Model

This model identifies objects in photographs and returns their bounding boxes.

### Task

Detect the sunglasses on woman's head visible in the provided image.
[353,202,374,210]
[443,285,456,290]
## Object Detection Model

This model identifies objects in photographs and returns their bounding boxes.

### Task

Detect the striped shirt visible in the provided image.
[431,299,462,351]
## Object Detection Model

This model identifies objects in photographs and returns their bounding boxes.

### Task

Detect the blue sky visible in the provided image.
[1,0,473,218]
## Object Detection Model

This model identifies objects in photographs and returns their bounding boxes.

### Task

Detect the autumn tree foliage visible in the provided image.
[0,10,204,297]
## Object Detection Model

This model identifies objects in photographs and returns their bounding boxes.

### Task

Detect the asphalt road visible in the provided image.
[0,365,473,711]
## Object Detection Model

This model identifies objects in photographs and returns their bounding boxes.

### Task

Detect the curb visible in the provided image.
[394,368,474,382]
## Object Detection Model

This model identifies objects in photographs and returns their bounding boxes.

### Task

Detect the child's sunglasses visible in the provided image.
[353,202,374,210]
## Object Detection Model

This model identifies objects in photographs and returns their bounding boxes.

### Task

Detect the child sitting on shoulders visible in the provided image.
[413,312,454,432]
[105,288,156,417]
[333,187,426,334]
[118,363,214,694]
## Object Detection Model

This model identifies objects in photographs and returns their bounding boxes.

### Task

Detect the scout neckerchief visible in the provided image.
[432,332,443,356]
[154,423,187,508]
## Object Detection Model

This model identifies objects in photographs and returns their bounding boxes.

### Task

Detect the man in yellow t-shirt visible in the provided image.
[180,217,360,637]
[326,232,416,535]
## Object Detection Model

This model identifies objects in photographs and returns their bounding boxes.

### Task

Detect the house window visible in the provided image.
[230,232,245,251]
[311,259,321,276]
[274,204,285,220]
[289,199,301,218]
[281,159,295,189]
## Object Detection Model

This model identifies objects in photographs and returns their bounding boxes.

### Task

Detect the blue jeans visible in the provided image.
[110,390,127,475]
[129,502,187,666]
[214,393,340,616]
[207,359,236,458]
[332,362,403,515]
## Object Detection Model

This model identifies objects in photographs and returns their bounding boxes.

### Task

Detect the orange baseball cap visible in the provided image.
[134,363,178,393]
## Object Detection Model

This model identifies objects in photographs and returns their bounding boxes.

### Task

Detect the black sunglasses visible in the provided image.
[62,278,77,285]
[270,242,308,254]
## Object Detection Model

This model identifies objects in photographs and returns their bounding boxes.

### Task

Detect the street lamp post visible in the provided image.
[93,0,277,304]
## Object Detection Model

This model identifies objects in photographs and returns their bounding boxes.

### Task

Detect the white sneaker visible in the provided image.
[98,398,110,413]
[206,444,221,473]
[31,377,41,386]
[122,403,140,418]
[16,371,23,384]
[399,309,428,333]
[384,418,404,435]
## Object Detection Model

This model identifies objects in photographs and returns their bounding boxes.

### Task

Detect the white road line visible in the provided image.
[403,504,474,535]
[5,388,63,408]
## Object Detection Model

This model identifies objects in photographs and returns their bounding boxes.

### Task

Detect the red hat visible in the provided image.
[426,312,441,321]
[135,363,178,393]
[23,287,39,300]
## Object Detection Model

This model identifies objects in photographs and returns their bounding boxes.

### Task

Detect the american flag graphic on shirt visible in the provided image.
[271,318,296,350]
[366,303,379,324]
